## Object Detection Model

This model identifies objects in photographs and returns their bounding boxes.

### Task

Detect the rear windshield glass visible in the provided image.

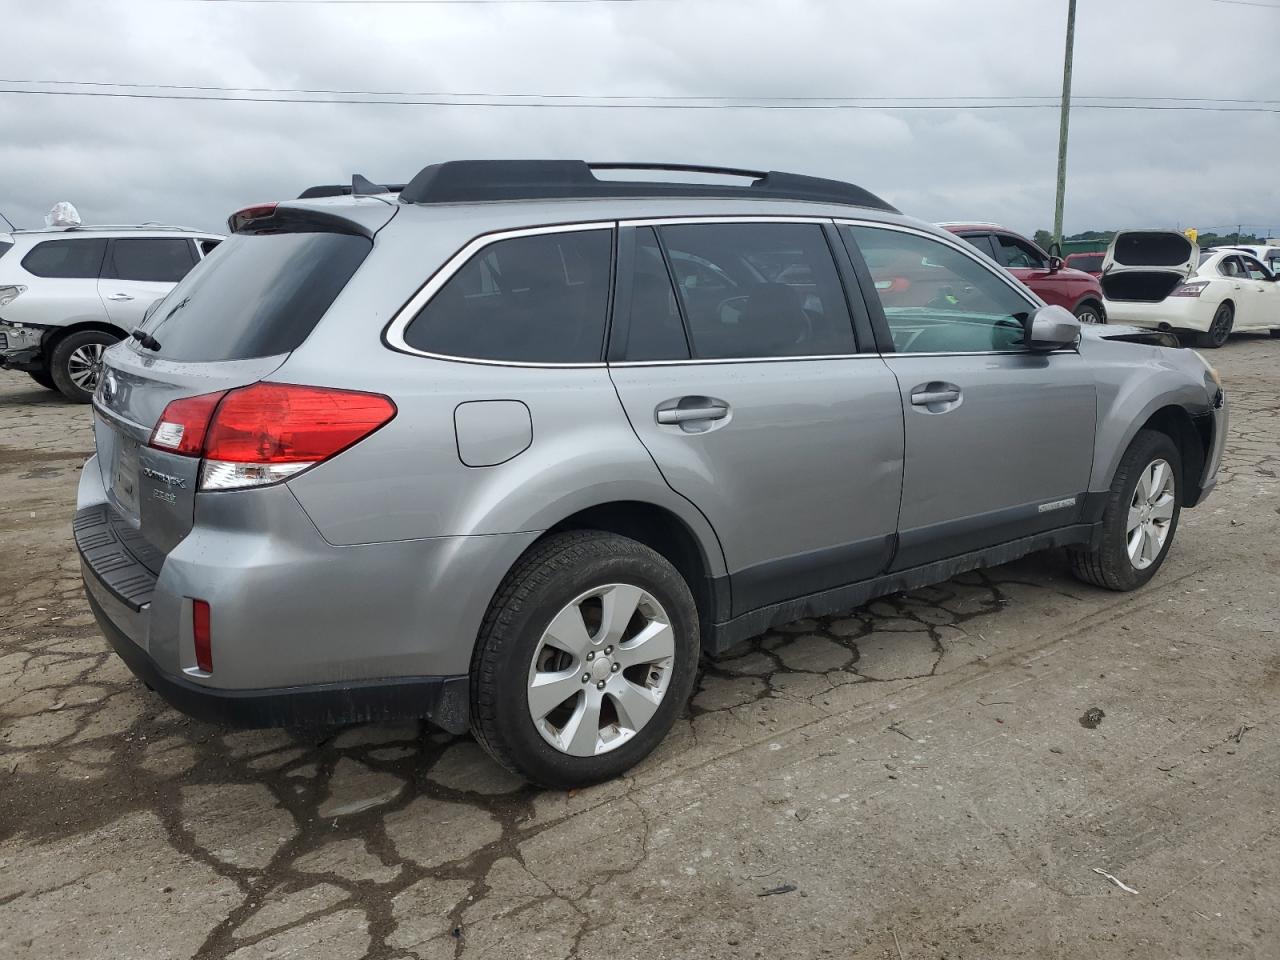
[138,231,371,362]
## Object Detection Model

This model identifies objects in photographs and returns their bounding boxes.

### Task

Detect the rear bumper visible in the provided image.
[85,585,469,731]
[1103,298,1212,333]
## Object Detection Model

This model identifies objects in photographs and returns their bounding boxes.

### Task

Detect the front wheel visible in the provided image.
[470,531,700,788]
[1196,303,1233,349]
[49,330,119,403]
[1073,302,1106,325]
[1070,429,1182,591]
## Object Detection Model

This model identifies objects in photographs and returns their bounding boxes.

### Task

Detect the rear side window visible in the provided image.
[197,238,221,257]
[403,229,612,363]
[139,232,371,362]
[0,239,12,261]
[104,238,197,283]
[20,238,107,279]
[657,222,854,359]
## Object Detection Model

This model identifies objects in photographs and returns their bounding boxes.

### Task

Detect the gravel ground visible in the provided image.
[1,336,1277,960]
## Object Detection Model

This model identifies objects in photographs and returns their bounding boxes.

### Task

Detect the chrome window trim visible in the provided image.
[383,221,616,369]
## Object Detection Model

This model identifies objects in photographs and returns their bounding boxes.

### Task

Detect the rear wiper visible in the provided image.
[130,328,161,351]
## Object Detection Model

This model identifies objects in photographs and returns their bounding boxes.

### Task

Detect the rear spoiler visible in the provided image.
[298,175,404,200]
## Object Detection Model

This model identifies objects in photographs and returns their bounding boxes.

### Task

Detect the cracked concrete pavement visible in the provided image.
[2,337,1278,959]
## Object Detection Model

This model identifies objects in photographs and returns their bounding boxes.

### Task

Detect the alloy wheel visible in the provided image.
[66,342,106,391]
[1126,458,1176,570]
[526,583,675,757]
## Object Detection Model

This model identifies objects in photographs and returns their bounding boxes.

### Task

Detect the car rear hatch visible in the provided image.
[1100,230,1199,302]
[91,200,394,573]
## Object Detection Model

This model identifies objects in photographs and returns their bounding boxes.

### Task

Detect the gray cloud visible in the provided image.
[3,0,1278,238]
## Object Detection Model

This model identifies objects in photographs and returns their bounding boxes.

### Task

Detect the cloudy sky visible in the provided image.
[3,0,1278,238]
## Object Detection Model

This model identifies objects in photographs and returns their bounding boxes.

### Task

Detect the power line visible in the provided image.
[1,88,1278,112]
[174,0,663,4]
[4,78,1280,105]
[1208,0,1280,8]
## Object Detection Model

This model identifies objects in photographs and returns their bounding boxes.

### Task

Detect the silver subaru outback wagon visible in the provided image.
[76,161,1227,788]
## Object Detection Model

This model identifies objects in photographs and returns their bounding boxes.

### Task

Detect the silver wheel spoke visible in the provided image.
[1135,466,1153,503]
[1147,462,1167,502]
[599,583,644,646]
[558,694,602,756]
[615,619,674,669]
[1126,504,1144,534]
[1127,527,1144,562]
[610,682,662,733]
[1149,494,1175,522]
[528,670,583,720]
[527,582,676,758]
[1142,526,1160,565]
[543,604,593,657]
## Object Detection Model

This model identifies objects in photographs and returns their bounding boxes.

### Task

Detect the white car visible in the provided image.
[1100,230,1280,348]
[0,224,223,401]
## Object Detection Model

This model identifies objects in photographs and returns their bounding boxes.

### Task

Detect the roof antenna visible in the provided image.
[351,174,388,196]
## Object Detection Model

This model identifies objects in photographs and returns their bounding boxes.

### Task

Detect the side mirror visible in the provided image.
[1048,255,1064,274]
[1025,304,1080,352]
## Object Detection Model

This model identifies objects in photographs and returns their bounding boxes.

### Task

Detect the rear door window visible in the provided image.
[656,222,854,359]
[138,231,371,362]
[403,228,613,363]
[20,238,108,279]
[103,238,197,283]
[1241,256,1272,280]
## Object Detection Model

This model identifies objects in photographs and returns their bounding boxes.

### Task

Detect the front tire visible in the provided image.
[1196,303,1233,349]
[1070,430,1181,591]
[1073,301,1105,325]
[27,371,58,391]
[470,531,700,789]
[49,330,119,403]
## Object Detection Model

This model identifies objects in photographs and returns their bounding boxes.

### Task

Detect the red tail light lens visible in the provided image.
[149,383,395,490]
[192,599,213,673]
[149,391,228,455]
[229,202,279,232]
[1170,281,1208,298]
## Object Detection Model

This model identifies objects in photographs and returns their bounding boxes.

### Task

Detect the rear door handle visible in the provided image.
[107,293,135,301]
[657,404,729,424]
[911,389,961,406]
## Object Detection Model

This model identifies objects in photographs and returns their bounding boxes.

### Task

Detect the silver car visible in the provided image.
[0,224,223,401]
[76,161,1227,787]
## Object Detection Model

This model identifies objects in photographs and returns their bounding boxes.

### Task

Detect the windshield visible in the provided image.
[139,231,371,362]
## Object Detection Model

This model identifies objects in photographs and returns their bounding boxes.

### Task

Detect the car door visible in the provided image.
[839,222,1096,570]
[607,220,905,617]
[1238,255,1279,329]
[99,237,198,331]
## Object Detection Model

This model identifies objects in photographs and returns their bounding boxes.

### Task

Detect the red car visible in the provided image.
[941,223,1107,324]
[1064,251,1105,278]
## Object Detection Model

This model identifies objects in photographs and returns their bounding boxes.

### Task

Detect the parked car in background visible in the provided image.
[0,224,222,401]
[942,223,1107,324]
[1100,230,1280,348]
[1065,251,1105,277]
[1224,244,1280,276]
[76,160,1226,788]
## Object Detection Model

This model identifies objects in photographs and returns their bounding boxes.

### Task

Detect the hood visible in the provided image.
[1102,230,1198,278]
[1080,321,1181,350]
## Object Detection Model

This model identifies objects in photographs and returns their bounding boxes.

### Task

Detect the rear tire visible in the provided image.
[1070,430,1181,591]
[1073,301,1105,325]
[1196,303,1233,349]
[27,371,57,391]
[1270,328,1280,339]
[49,330,119,403]
[470,531,699,789]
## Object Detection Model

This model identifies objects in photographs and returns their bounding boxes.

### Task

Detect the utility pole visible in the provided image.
[1052,0,1077,252]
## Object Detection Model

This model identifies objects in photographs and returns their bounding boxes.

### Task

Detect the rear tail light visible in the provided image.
[192,599,213,673]
[229,202,279,233]
[148,383,396,491]
[1169,281,1209,298]
[0,284,26,307]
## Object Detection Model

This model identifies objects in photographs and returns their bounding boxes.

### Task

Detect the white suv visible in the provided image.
[0,225,223,401]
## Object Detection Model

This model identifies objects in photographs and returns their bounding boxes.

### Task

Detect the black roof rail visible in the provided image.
[397,160,897,212]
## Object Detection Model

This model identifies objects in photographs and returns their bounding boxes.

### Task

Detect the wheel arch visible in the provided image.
[42,320,129,360]
[542,500,728,641]
[1073,295,1106,322]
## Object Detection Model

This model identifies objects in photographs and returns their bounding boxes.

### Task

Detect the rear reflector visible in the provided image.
[148,382,396,491]
[193,599,212,673]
